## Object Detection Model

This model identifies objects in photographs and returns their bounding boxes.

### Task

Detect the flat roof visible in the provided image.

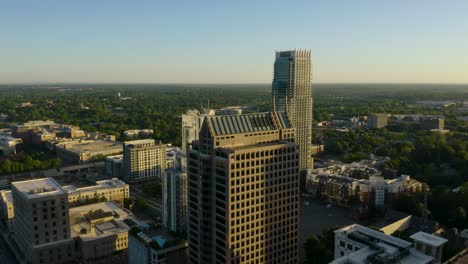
[410,232,448,247]
[55,139,123,154]
[12,178,66,199]
[124,139,155,145]
[69,202,135,241]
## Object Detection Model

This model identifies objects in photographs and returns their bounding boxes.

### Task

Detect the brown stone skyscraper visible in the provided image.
[187,112,300,263]
[272,49,313,172]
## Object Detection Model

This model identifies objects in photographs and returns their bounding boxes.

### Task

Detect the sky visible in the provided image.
[1,0,467,84]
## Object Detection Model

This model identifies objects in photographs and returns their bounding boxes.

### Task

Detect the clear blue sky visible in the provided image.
[1,0,467,84]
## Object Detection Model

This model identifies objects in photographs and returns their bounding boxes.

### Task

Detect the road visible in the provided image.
[131,188,162,213]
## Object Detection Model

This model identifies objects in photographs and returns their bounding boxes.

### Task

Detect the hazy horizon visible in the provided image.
[1,0,468,84]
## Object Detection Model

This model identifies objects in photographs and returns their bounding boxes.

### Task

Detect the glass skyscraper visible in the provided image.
[272,49,313,172]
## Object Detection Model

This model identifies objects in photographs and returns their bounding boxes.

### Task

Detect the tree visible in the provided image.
[304,226,336,264]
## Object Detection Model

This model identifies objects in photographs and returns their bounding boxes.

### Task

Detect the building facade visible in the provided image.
[187,112,300,263]
[11,178,76,264]
[65,178,130,207]
[123,139,166,182]
[181,109,213,154]
[272,49,313,172]
[368,113,388,128]
[162,168,188,234]
[105,154,124,179]
[0,190,14,231]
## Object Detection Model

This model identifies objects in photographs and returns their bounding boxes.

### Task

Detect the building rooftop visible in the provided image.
[410,232,448,247]
[106,154,124,161]
[63,178,127,194]
[208,112,292,136]
[129,226,187,251]
[12,178,66,199]
[54,139,123,154]
[124,139,155,146]
[333,224,435,264]
[69,202,143,242]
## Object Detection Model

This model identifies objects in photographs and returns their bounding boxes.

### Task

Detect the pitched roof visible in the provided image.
[207,112,292,136]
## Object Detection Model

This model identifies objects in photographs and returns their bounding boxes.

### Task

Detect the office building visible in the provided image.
[181,109,214,154]
[272,49,313,172]
[123,139,166,182]
[332,224,447,264]
[187,112,300,263]
[368,113,389,128]
[11,178,75,264]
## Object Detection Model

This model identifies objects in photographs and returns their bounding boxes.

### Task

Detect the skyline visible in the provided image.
[1,0,468,84]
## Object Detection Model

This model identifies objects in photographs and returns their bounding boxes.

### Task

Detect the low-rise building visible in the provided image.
[64,178,129,207]
[69,201,146,263]
[332,224,447,264]
[306,160,423,207]
[0,135,22,155]
[47,138,123,163]
[123,129,154,138]
[389,115,445,130]
[128,226,188,264]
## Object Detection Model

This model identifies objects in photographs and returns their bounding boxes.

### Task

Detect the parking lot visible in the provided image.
[299,199,356,259]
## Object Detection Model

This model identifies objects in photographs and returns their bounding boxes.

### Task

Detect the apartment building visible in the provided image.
[123,139,166,182]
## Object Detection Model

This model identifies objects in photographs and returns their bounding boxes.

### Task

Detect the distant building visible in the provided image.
[332,224,447,264]
[123,139,166,183]
[47,138,123,163]
[105,154,124,179]
[421,117,445,130]
[128,226,188,264]
[272,49,314,172]
[187,112,300,263]
[310,144,325,155]
[0,135,22,155]
[389,115,445,130]
[11,178,76,264]
[368,113,388,128]
[306,160,423,207]
[12,120,86,145]
[123,129,154,138]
